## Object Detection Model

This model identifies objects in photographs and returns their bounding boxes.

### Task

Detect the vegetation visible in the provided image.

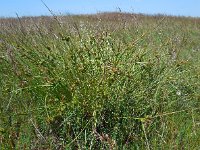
[0,12,200,149]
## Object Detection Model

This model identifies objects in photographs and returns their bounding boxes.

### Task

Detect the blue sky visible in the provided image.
[0,0,200,17]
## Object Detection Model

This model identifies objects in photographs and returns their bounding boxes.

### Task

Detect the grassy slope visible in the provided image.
[0,13,200,149]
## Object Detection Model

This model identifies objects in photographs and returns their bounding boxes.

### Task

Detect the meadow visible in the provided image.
[0,12,200,149]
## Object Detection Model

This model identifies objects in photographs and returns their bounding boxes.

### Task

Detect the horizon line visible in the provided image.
[1,11,200,19]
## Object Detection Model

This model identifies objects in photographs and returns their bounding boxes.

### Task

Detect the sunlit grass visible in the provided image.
[0,13,200,149]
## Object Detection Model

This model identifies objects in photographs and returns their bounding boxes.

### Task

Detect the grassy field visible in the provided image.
[0,12,200,149]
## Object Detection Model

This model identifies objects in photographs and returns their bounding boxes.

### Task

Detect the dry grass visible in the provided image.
[0,12,200,149]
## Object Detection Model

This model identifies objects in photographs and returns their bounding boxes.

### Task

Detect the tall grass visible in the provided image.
[0,13,200,149]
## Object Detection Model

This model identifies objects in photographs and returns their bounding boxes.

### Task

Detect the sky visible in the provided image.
[0,0,200,18]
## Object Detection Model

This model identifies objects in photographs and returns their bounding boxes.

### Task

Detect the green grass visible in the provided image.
[0,13,200,149]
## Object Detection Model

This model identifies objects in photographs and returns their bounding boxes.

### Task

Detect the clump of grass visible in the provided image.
[0,13,200,149]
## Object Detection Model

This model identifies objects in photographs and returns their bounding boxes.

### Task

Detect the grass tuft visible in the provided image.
[0,12,200,149]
